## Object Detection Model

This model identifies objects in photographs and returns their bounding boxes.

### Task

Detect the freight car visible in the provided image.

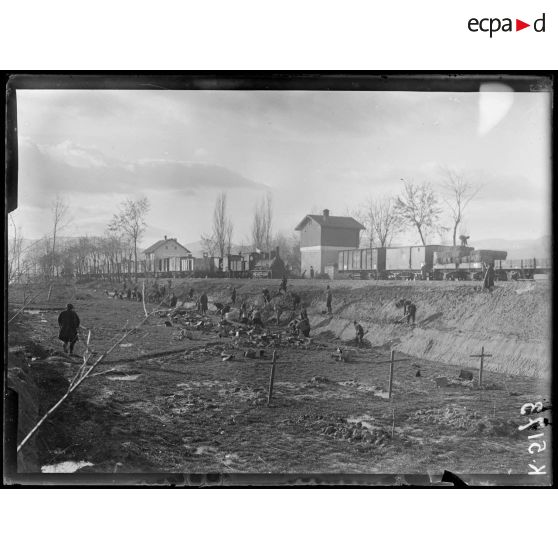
[338,245,446,279]
[334,245,551,281]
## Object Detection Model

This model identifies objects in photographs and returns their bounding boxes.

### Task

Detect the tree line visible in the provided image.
[355,169,482,249]
[8,196,150,284]
[8,167,480,284]
[201,191,301,273]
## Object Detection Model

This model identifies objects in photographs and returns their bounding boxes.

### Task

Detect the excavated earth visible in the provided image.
[5,278,552,484]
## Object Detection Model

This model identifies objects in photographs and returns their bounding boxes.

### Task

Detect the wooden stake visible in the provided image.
[388,350,395,399]
[377,350,409,400]
[47,283,54,302]
[267,350,277,406]
[469,346,492,387]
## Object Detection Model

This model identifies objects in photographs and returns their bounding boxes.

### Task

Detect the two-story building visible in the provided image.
[143,236,194,273]
[295,209,364,275]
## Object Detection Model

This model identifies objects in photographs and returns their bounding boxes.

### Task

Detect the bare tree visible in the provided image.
[251,199,266,251]
[8,214,24,283]
[274,231,301,273]
[263,193,273,253]
[204,192,234,258]
[251,193,273,253]
[395,180,442,246]
[225,220,234,256]
[439,168,482,246]
[200,233,217,257]
[359,196,402,248]
[109,197,150,278]
[49,195,71,279]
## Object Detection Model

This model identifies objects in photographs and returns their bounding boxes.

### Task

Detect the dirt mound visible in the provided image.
[413,406,521,438]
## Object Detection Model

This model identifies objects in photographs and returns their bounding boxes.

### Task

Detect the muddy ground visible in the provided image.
[6,279,552,484]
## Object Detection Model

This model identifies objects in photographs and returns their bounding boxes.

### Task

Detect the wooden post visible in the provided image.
[469,346,492,387]
[376,350,409,400]
[267,350,277,406]
[388,350,395,399]
[479,346,484,387]
[47,283,54,302]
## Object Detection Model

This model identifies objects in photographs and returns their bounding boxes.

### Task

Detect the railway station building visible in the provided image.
[295,209,364,275]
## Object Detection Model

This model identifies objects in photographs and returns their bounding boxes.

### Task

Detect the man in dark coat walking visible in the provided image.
[58,303,80,355]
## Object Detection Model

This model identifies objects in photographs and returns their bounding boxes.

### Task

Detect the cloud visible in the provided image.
[17,139,271,207]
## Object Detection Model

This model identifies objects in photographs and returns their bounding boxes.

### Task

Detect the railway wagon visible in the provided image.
[385,245,445,271]
[338,248,386,275]
[336,244,444,278]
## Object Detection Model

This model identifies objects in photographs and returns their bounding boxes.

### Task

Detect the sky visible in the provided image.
[12,86,552,248]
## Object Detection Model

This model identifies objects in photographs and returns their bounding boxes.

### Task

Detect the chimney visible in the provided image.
[323,209,330,219]
[275,246,280,258]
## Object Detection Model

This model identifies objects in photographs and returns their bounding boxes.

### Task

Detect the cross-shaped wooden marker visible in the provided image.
[376,350,410,399]
[469,346,492,387]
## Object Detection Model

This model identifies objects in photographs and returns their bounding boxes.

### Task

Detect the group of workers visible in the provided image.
[59,270,430,356]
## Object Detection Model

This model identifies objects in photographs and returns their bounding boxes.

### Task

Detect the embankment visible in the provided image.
[171,278,551,378]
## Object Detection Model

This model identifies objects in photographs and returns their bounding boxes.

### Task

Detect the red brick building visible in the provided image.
[295,209,364,275]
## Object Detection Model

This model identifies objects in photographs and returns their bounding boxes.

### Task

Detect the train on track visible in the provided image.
[335,244,551,281]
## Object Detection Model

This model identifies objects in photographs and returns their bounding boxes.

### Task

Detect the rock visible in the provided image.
[434,376,448,388]
[459,370,474,381]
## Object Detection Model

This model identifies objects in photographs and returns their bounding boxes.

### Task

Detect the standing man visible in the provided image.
[326,285,333,315]
[483,263,495,291]
[273,302,282,325]
[354,320,364,346]
[251,308,264,328]
[188,287,195,300]
[405,302,417,325]
[279,274,288,294]
[58,303,80,355]
[262,287,271,305]
[300,305,308,321]
[299,317,311,338]
[231,287,237,305]
[310,266,315,279]
[199,292,208,315]
[291,292,301,311]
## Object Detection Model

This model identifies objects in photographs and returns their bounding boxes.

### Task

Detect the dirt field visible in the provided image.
[6,278,552,484]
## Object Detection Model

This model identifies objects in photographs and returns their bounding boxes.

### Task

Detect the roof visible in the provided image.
[143,238,191,254]
[294,214,365,231]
